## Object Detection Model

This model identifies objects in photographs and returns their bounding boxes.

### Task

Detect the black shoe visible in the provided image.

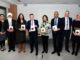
[71,51,75,55]
[51,51,56,54]
[57,52,60,56]
[45,51,48,53]
[66,50,70,53]
[42,51,45,53]
[35,52,38,56]
[30,50,33,53]
[8,50,11,52]
[13,49,15,52]
[75,52,78,56]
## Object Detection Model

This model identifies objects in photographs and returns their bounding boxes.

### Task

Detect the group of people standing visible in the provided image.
[0,11,80,56]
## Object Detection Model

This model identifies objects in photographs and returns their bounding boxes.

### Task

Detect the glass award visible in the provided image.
[52,25,57,31]
[41,27,46,33]
[75,30,80,35]
[30,25,35,32]
[21,24,26,30]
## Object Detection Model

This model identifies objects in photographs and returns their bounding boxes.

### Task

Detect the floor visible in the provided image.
[0,42,80,60]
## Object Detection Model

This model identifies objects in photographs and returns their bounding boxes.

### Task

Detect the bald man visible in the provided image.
[51,11,64,56]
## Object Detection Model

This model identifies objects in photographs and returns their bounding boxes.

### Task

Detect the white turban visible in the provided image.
[7,12,13,17]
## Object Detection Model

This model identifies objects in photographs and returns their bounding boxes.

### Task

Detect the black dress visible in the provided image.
[16,20,27,43]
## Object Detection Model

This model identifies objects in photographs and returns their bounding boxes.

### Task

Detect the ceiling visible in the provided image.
[1,0,80,4]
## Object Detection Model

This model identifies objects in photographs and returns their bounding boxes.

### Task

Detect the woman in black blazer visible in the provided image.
[0,14,6,51]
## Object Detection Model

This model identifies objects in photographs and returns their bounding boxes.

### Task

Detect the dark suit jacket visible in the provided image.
[26,20,39,36]
[5,19,16,38]
[51,17,64,31]
[61,17,72,30]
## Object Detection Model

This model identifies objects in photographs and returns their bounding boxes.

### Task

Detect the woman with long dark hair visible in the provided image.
[16,13,27,53]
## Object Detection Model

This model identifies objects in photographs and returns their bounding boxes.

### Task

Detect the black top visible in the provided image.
[72,20,80,32]
[0,20,6,32]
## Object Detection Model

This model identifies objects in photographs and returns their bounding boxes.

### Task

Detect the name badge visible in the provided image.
[52,25,57,31]
[21,24,26,30]
[41,28,46,33]
[9,26,13,30]
[75,30,80,35]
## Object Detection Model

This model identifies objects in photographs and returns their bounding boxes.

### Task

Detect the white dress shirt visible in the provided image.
[64,17,70,30]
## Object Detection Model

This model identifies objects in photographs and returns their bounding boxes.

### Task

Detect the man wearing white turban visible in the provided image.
[5,12,16,52]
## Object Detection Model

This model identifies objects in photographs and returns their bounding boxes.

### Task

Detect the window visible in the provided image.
[0,6,6,16]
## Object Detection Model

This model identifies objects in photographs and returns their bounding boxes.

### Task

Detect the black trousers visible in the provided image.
[29,33,38,53]
[0,40,5,48]
[72,35,80,54]
[52,31,63,53]
[63,30,70,50]
[7,32,15,50]
[41,35,48,52]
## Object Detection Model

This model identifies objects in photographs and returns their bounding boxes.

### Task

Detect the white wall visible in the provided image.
[17,4,80,39]
[0,0,9,8]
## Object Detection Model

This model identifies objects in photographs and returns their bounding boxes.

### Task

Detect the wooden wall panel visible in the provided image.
[8,4,17,20]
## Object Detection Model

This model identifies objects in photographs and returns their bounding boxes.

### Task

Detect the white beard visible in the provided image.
[7,18,12,26]
[7,18,12,21]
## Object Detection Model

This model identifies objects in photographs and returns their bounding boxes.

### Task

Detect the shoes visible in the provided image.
[35,52,38,56]
[42,51,45,53]
[8,50,11,52]
[57,52,60,56]
[66,49,70,53]
[51,51,56,54]
[71,51,75,55]
[30,50,33,53]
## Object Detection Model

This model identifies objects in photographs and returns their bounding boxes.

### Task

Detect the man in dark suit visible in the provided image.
[26,14,39,56]
[5,12,16,52]
[62,11,72,52]
[51,11,64,56]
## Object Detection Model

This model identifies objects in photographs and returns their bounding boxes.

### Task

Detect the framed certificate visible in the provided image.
[21,24,26,30]
[9,26,13,30]
[41,28,46,33]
